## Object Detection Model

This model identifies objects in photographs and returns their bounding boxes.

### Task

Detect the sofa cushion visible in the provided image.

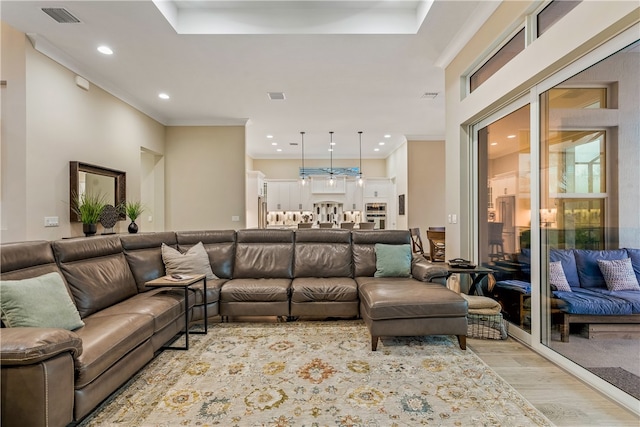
[291,277,357,303]
[554,288,632,315]
[294,229,352,277]
[597,258,640,291]
[162,242,216,280]
[359,281,467,320]
[220,278,291,302]
[549,261,571,292]
[0,272,84,330]
[73,313,154,388]
[52,236,139,318]
[177,230,236,279]
[625,248,640,284]
[352,230,411,277]
[549,249,580,288]
[374,243,411,278]
[121,232,178,292]
[233,230,294,279]
[574,249,628,289]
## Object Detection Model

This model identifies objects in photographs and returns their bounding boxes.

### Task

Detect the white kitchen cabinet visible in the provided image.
[363,178,392,199]
[266,180,310,211]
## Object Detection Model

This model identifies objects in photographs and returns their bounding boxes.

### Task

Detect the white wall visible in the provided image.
[386,142,408,230]
[165,126,246,231]
[1,23,27,243]
[1,26,166,242]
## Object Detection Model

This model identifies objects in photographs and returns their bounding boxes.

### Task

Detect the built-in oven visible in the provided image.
[365,203,387,229]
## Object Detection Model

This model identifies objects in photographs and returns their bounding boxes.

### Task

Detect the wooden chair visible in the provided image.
[298,222,313,229]
[358,222,375,229]
[340,222,355,229]
[410,228,427,258]
[488,222,504,260]
[426,230,446,262]
[319,222,334,229]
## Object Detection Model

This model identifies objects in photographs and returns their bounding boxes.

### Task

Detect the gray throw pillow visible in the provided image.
[549,261,571,292]
[374,243,412,278]
[597,258,640,291]
[0,272,84,330]
[161,241,217,280]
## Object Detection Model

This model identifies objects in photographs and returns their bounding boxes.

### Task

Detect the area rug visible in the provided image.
[80,320,552,426]
[586,367,640,400]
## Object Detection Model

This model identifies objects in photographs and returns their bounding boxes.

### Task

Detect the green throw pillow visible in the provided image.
[0,272,84,330]
[374,243,412,278]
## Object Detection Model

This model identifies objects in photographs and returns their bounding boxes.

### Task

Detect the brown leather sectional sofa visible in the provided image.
[0,229,466,427]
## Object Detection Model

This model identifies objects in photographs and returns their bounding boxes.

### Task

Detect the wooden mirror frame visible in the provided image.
[69,161,126,222]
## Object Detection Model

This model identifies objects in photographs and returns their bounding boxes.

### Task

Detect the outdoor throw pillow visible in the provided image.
[374,243,412,278]
[549,261,572,292]
[597,258,640,291]
[162,241,217,280]
[0,272,85,330]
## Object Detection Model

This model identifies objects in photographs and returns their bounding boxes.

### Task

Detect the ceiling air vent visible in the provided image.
[267,92,286,101]
[421,92,439,99]
[42,8,81,24]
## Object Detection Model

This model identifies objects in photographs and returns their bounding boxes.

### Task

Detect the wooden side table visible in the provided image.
[145,274,207,350]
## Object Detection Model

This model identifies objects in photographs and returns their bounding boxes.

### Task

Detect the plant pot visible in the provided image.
[83,223,97,237]
[128,221,139,234]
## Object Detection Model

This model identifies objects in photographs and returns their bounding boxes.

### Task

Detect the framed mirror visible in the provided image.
[69,161,126,222]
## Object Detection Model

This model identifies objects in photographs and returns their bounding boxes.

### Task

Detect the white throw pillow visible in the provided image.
[597,258,640,291]
[161,242,217,280]
[549,261,571,292]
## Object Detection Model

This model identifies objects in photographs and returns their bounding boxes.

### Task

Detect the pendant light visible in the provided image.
[328,131,335,186]
[300,131,306,186]
[357,131,364,187]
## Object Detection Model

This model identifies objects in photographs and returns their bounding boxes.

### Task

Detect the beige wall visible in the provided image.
[252,158,387,180]
[407,140,446,242]
[445,0,639,258]
[1,25,166,242]
[165,126,246,230]
[1,23,27,242]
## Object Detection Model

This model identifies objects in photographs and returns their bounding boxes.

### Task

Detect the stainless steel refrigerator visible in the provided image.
[496,195,515,254]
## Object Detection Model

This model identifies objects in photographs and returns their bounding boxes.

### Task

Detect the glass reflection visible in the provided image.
[540,40,640,398]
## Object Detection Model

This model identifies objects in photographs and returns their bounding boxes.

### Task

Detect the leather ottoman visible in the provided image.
[359,280,468,351]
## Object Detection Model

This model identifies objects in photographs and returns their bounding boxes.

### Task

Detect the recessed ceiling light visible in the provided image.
[491,142,498,146]
[266,135,273,139]
[158,93,170,100]
[97,45,113,55]
[374,148,380,152]
[507,134,516,139]
[379,142,385,145]
[328,148,334,152]
[271,142,278,146]
[276,148,282,152]
[384,134,391,138]
[267,92,286,100]
[330,142,336,146]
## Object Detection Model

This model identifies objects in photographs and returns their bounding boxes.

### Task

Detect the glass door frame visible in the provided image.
[470,24,640,413]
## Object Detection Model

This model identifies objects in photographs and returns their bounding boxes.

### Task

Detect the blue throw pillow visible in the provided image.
[374,244,412,278]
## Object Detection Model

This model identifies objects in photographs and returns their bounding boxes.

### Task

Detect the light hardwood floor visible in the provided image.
[468,337,640,426]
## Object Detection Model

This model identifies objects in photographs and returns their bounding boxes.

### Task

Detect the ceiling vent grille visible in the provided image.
[267,92,286,100]
[42,8,81,24]
[421,92,439,99]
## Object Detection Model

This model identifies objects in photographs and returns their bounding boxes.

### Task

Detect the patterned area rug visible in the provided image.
[80,320,552,426]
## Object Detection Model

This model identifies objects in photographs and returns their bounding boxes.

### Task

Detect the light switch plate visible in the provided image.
[44,216,59,227]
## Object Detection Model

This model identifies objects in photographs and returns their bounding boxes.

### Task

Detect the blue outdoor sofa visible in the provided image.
[492,248,640,342]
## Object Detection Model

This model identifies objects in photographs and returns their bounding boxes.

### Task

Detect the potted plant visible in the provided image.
[71,191,107,236]
[125,201,144,233]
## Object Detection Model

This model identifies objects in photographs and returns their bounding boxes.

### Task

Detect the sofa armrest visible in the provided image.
[411,256,449,282]
[0,327,82,366]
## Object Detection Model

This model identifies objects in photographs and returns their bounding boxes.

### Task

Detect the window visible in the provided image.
[470,29,525,93]
[537,1,582,37]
